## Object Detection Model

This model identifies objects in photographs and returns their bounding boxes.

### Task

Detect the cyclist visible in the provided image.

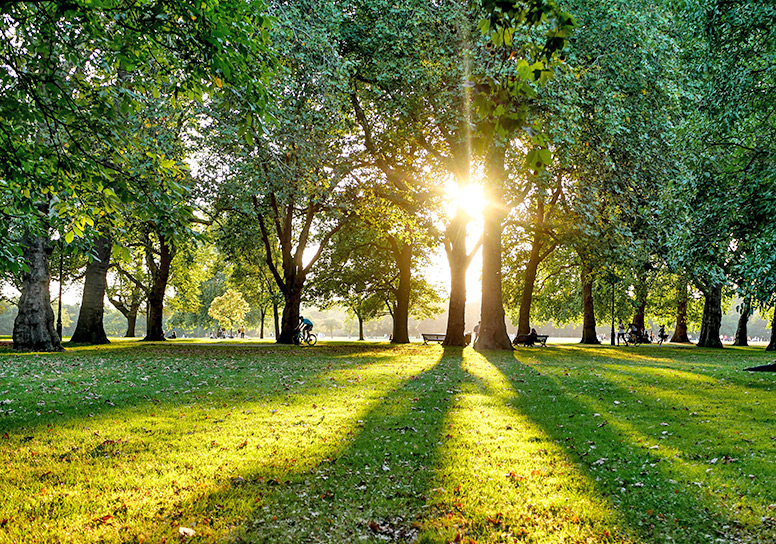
[299,316,314,342]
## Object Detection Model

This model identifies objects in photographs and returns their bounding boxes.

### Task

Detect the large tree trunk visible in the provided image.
[279,279,304,344]
[732,299,750,347]
[71,235,112,344]
[580,259,600,344]
[143,233,174,342]
[767,305,776,352]
[391,241,411,344]
[475,143,512,351]
[443,211,469,346]
[697,284,723,348]
[13,235,63,352]
[670,279,691,343]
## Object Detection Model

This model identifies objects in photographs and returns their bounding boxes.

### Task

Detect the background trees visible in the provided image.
[3,0,775,350]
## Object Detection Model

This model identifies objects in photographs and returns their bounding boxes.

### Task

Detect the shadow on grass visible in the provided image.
[482,348,776,543]
[173,346,467,543]
[0,342,407,435]
[0,342,460,543]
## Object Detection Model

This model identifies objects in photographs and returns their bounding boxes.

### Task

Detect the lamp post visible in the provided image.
[610,278,615,346]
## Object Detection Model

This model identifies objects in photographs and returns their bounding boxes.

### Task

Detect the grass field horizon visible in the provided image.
[1,340,774,543]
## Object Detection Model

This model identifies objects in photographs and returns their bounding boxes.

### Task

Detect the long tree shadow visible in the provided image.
[179,346,469,543]
[482,349,776,543]
[0,343,445,542]
[0,342,402,435]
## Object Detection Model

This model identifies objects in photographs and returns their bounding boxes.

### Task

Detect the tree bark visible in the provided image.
[632,273,648,333]
[13,235,63,352]
[143,232,175,341]
[279,278,304,344]
[732,299,750,347]
[390,240,411,344]
[670,279,691,343]
[475,143,512,351]
[442,211,470,346]
[697,284,723,348]
[357,312,365,341]
[580,258,600,344]
[767,305,776,352]
[71,235,112,344]
[259,306,266,339]
[126,308,138,337]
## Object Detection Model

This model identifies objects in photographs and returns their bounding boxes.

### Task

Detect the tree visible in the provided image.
[70,235,112,344]
[208,289,250,333]
[309,223,392,341]
[201,1,355,344]
[471,0,574,350]
[2,0,274,350]
[12,234,62,351]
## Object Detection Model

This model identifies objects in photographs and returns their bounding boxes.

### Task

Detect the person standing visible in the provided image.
[617,319,626,345]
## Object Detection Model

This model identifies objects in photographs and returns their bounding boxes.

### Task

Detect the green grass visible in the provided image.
[0,340,774,543]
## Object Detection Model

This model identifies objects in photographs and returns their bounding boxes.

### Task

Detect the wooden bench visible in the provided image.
[422,333,446,345]
[513,334,548,347]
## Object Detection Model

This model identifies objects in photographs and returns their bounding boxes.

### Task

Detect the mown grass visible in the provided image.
[0,339,774,543]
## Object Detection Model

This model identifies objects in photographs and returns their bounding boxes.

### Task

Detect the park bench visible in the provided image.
[422,333,446,344]
[512,333,549,347]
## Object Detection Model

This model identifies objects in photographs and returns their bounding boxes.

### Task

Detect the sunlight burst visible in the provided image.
[445,180,487,220]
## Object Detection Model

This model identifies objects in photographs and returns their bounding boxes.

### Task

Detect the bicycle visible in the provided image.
[294,330,317,346]
[624,330,647,346]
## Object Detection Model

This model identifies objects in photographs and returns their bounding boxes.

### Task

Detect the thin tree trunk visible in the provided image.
[443,212,469,346]
[767,305,776,352]
[391,241,411,344]
[697,284,723,348]
[358,313,365,341]
[732,299,750,347]
[71,235,112,344]
[580,259,600,344]
[109,295,140,337]
[475,143,512,351]
[633,273,648,333]
[518,233,542,336]
[670,279,691,343]
[259,307,266,339]
[13,235,63,352]
[143,233,174,342]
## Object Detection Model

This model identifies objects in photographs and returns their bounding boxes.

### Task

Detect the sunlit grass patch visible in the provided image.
[0,341,775,543]
[498,344,776,543]
[419,350,629,544]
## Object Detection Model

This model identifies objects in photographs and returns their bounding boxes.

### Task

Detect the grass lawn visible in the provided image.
[0,339,774,543]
